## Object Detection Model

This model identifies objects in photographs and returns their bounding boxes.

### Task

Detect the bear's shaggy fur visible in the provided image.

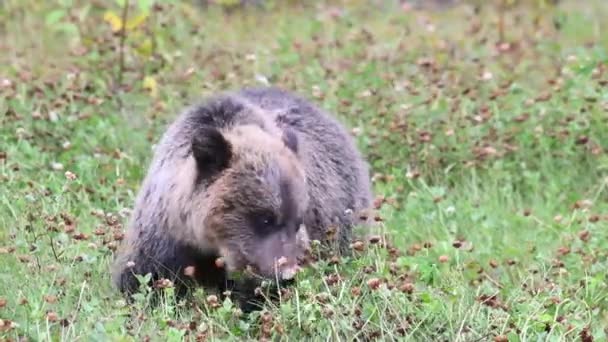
[111,87,373,309]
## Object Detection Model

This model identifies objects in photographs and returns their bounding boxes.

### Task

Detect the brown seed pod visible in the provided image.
[44,295,58,304]
[72,232,88,240]
[578,230,590,242]
[232,308,243,318]
[315,293,330,304]
[329,255,340,265]
[46,311,59,323]
[206,295,220,309]
[557,246,570,256]
[368,235,381,244]
[260,311,273,324]
[325,273,342,286]
[399,282,414,294]
[93,227,106,235]
[154,278,173,289]
[350,240,365,251]
[367,278,381,290]
[362,265,375,274]
[322,307,334,318]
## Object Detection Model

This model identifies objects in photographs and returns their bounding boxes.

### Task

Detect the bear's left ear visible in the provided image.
[191,126,232,180]
[282,128,298,155]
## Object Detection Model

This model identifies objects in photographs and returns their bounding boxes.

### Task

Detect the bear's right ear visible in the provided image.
[191,126,232,180]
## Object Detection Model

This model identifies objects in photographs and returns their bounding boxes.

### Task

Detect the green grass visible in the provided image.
[1,0,608,340]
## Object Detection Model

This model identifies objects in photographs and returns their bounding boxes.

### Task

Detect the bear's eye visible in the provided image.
[251,211,278,235]
[261,214,276,226]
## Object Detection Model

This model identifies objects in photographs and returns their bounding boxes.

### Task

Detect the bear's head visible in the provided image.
[189,123,310,282]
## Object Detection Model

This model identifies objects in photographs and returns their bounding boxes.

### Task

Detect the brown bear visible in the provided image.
[111,87,373,310]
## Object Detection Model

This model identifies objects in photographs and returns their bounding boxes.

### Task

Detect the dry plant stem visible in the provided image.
[498,0,505,43]
[114,0,130,107]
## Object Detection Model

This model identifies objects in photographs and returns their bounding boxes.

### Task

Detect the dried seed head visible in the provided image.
[329,255,340,265]
[72,232,88,240]
[280,288,293,300]
[315,293,330,304]
[367,278,381,290]
[350,240,365,251]
[260,311,272,323]
[46,311,59,323]
[362,265,375,274]
[322,307,334,318]
[206,295,219,308]
[368,235,381,244]
[578,230,590,242]
[325,273,342,286]
[64,171,77,180]
[44,295,58,304]
[399,282,414,294]
[154,278,173,289]
[373,196,385,209]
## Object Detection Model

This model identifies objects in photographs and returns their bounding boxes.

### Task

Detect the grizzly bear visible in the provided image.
[111,87,373,310]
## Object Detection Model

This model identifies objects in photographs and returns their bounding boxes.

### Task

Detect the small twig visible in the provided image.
[113,0,129,109]
[498,0,505,43]
[117,0,129,88]
[49,234,62,262]
[483,271,504,289]
[34,254,42,272]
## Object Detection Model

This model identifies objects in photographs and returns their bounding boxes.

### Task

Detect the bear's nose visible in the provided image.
[275,256,301,280]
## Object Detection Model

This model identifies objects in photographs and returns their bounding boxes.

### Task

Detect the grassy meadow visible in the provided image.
[1,0,608,340]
